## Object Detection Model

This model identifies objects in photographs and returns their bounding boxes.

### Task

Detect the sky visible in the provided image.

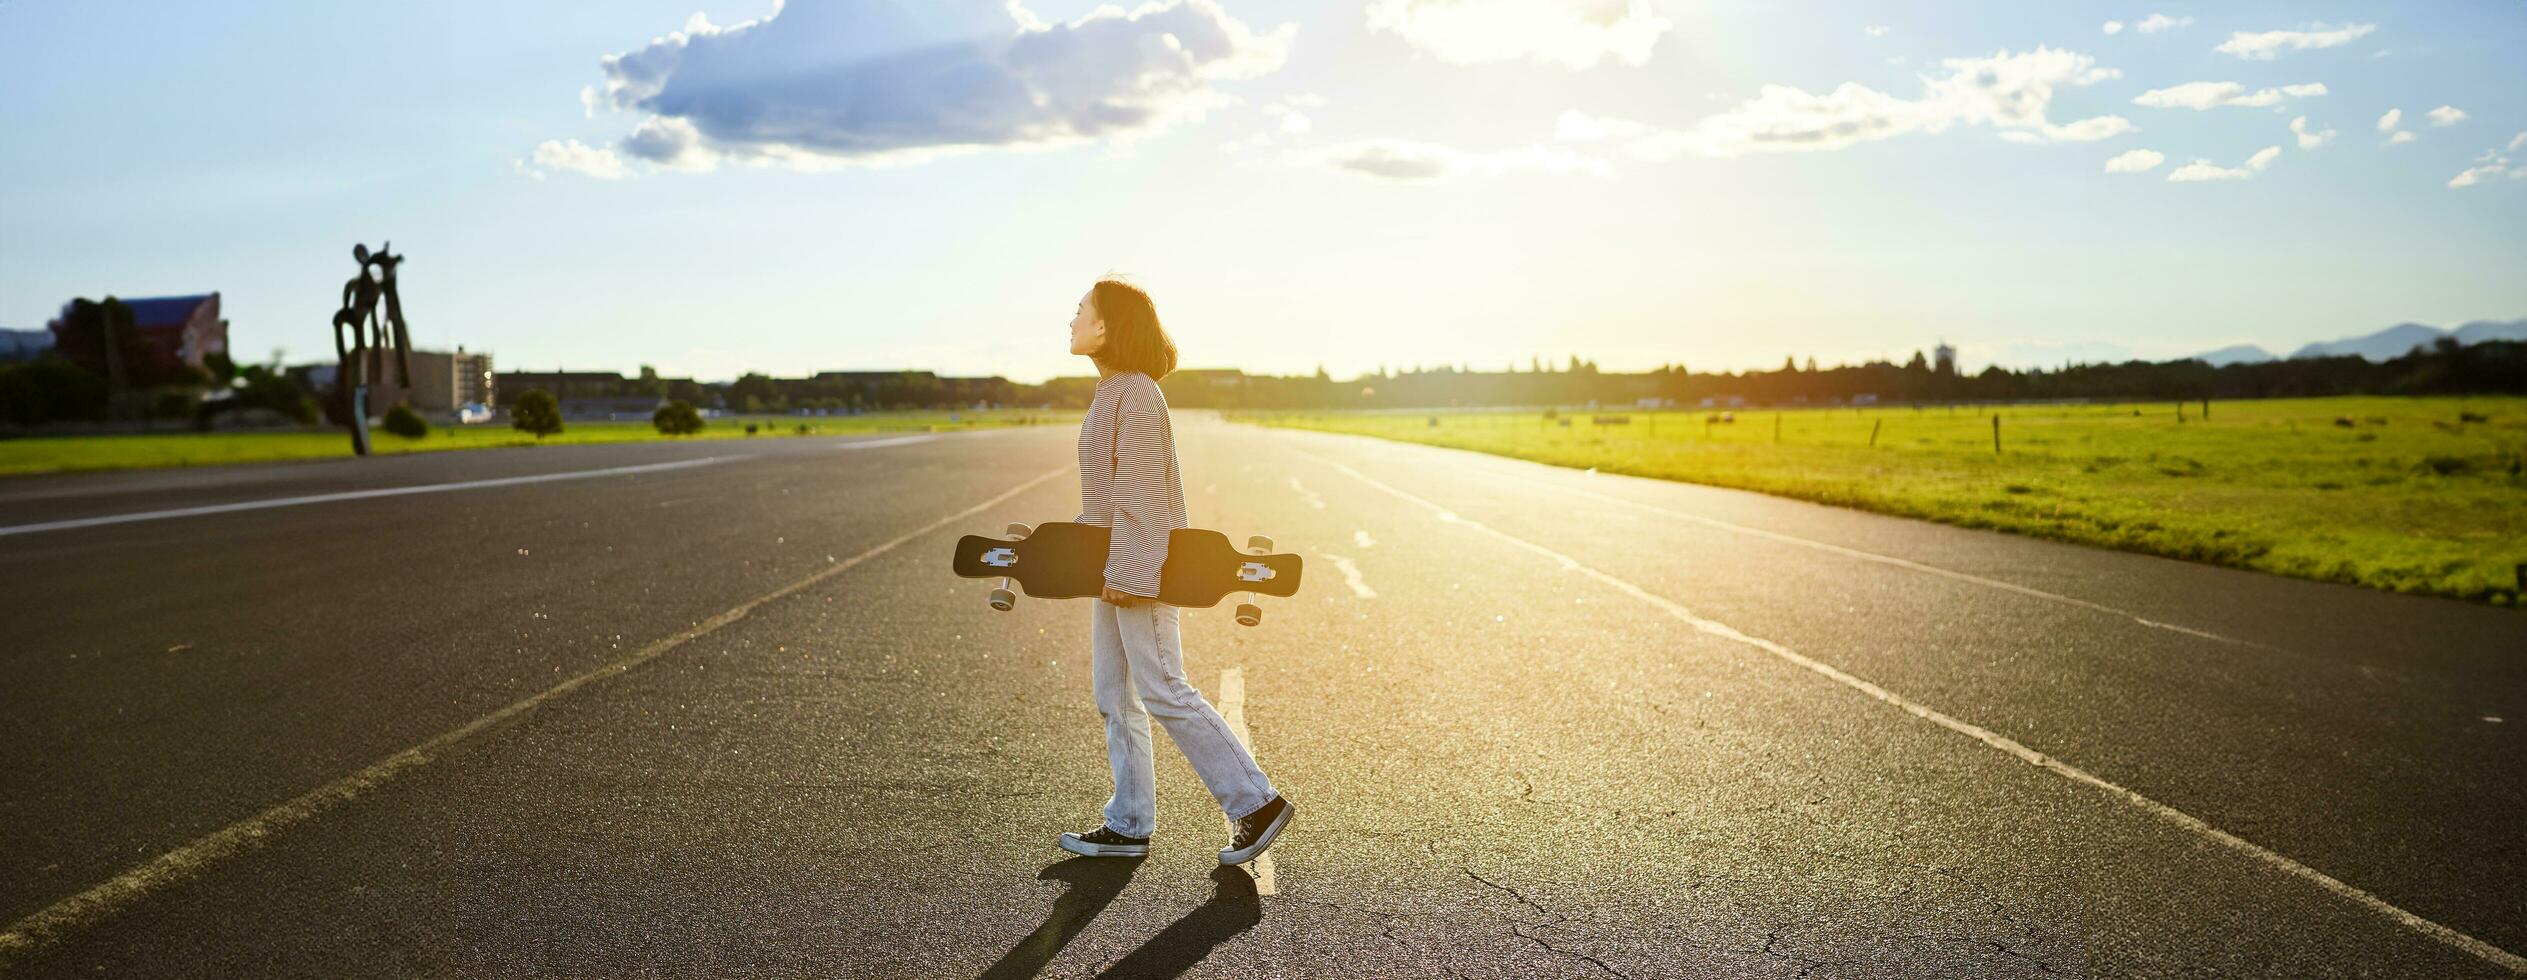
[2,0,2522,384]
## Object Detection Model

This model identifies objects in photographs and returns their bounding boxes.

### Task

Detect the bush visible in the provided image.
[382,403,430,439]
[0,358,110,424]
[511,389,563,438]
[232,365,318,424]
[652,399,704,435]
[150,391,197,420]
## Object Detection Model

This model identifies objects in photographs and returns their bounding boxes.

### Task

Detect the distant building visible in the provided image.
[496,370,629,400]
[1169,369,1248,388]
[1933,342,1957,377]
[298,347,494,419]
[554,396,665,421]
[0,328,53,362]
[46,292,229,378]
[404,347,495,412]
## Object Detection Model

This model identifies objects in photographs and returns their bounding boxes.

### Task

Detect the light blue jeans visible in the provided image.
[1090,599,1277,837]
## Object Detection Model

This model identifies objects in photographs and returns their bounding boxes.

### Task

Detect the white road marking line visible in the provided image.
[1282,428,2264,651]
[1288,477,1325,509]
[1296,450,2527,975]
[1215,667,1277,895]
[830,435,938,451]
[0,467,1070,959]
[0,456,736,538]
[1320,553,1376,599]
[1353,530,1376,549]
[1501,473,2267,650]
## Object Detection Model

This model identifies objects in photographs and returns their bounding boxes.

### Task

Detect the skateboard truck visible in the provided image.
[1235,535,1270,627]
[989,522,1028,611]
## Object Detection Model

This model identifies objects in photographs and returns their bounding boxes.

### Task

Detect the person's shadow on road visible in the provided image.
[977,857,1144,980]
[1091,865,1263,980]
[977,861,1263,980]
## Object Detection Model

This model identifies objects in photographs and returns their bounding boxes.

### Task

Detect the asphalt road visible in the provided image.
[0,417,2519,978]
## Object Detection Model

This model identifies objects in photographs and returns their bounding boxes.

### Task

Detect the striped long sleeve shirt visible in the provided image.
[1076,371,1187,598]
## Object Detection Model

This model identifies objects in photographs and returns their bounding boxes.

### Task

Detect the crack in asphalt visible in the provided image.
[1461,868,1628,978]
[1758,931,1843,978]
[1282,895,1474,980]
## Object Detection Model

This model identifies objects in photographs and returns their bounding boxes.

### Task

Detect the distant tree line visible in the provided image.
[1157,340,2527,410]
[10,333,2519,429]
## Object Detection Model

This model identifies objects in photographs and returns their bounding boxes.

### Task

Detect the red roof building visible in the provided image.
[47,292,229,381]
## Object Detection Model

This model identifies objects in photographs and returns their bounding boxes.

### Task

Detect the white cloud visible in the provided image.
[1293,138,1613,181]
[1364,0,1671,70]
[2167,160,2249,181]
[2426,105,2467,127]
[2102,20,2124,35]
[1222,94,1330,153]
[2104,148,2164,173]
[2388,130,2417,145]
[2376,108,2401,132]
[1551,110,1694,161]
[2167,146,2278,182]
[2045,115,2139,141]
[1681,47,2132,155]
[2448,151,2517,189]
[579,0,1295,173]
[2510,132,2527,152]
[2131,81,2325,110]
[2136,13,2193,34]
[2216,22,2376,60]
[1865,25,1890,38]
[525,139,626,179]
[578,85,602,119]
[2290,116,2336,149]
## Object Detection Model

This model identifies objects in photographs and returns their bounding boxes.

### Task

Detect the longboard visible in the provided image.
[951,522,1302,626]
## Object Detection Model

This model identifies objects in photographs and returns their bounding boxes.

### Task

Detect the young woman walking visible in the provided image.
[1055,278,1294,865]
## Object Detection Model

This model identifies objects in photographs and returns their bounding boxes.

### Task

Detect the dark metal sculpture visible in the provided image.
[328,242,415,455]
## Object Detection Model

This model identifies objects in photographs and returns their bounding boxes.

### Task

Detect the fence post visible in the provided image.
[2202,398,2210,420]
[1869,419,1882,448]
[1774,413,1782,444]
[1992,414,2001,454]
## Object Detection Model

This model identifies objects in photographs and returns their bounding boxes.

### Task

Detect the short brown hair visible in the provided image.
[1091,278,1177,381]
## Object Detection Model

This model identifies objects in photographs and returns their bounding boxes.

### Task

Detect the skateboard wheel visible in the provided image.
[1235,602,1262,627]
[1005,522,1032,538]
[989,588,1016,611]
[1246,535,1274,553]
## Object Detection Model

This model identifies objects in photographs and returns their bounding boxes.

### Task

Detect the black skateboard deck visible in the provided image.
[952,522,1302,621]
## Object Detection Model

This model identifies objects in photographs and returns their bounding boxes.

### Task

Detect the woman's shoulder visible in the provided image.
[1111,372,1167,403]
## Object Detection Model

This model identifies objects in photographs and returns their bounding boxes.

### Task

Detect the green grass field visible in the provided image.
[0,410,1055,478]
[1239,397,2527,606]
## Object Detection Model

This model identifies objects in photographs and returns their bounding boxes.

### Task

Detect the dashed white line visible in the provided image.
[1288,477,1325,509]
[1216,667,1277,895]
[0,467,1070,959]
[0,456,737,538]
[830,435,938,451]
[1499,471,2266,649]
[1320,553,1376,599]
[1295,449,2527,976]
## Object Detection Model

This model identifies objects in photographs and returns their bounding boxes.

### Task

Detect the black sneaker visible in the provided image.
[1220,795,1293,865]
[1058,825,1149,858]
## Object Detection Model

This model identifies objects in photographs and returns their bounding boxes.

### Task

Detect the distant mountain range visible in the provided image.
[2188,319,2527,365]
